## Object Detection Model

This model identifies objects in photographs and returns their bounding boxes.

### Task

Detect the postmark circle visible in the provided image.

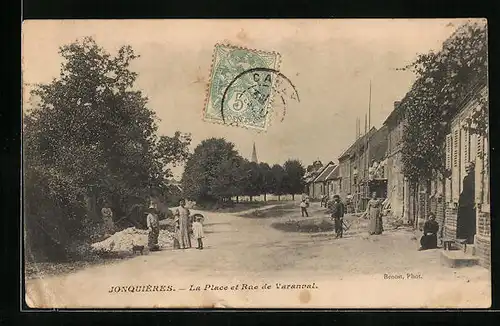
[220,68,300,126]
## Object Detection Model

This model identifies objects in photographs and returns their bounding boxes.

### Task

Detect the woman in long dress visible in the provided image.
[365,192,383,235]
[174,199,192,249]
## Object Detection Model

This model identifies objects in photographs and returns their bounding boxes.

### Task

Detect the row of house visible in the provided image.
[304,82,489,268]
[304,161,340,200]
[383,83,490,268]
[304,125,388,212]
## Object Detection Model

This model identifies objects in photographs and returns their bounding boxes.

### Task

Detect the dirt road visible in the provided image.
[25,203,491,308]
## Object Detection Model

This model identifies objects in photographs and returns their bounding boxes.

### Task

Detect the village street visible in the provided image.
[25,203,490,309]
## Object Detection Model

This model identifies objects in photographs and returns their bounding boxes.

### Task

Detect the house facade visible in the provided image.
[383,101,411,222]
[325,165,341,197]
[304,160,324,198]
[441,84,490,268]
[358,125,389,208]
[337,128,375,204]
[307,161,336,200]
[337,126,388,212]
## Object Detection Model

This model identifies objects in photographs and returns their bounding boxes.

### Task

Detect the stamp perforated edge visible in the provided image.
[202,43,282,132]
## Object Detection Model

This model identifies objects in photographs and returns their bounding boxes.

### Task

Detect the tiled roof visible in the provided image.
[314,165,335,182]
[305,162,333,184]
[325,164,339,180]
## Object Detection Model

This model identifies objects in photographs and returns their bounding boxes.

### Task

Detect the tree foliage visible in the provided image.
[242,161,263,200]
[283,159,306,199]
[24,37,191,260]
[181,140,305,204]
[258,162,273,201]
[400,21,488,184]
[270,164,287,198]
[182,138,245,203]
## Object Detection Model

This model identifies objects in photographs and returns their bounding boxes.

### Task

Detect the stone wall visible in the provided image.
[444,206,458,240]
[476,211,491,268]
[385,152,405,219]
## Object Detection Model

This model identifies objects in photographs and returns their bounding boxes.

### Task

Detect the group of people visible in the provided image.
[146,199,205,251]
[299,191,386,238]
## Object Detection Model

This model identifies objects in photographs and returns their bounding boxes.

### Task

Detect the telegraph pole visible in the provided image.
[355,117,361,213]
[365,81,372,209]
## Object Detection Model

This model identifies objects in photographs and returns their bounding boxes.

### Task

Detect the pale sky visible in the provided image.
[22,19,472,179]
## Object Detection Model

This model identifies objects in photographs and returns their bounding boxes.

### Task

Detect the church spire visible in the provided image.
[251,142,258,163]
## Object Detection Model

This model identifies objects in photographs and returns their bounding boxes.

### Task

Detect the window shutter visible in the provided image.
[445,134,452,169]
[451,126,460,202]
[476,134,483,157]
[463,129,470,164]
[453,129,459,168]
[475,140,482,205]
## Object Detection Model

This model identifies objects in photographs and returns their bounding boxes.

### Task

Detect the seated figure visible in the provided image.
[419,212,439,251]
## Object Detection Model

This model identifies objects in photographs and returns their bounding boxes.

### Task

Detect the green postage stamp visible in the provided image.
[203,44,281,131]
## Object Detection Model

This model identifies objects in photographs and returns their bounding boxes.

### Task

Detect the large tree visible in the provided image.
[23,37,190,260]
[182,138,244,204]
[258,162,273,201]
[270,164,286,201]
[283,159,305,200]
[242,160,263,201]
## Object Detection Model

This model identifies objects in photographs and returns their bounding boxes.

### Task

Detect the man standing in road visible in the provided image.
[331,195,345,238]
[300,199,309,217]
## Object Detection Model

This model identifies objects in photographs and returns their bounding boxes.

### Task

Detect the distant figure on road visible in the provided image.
[300,199,309,217]
[366,192,383,235]
[419,212,439,251]
[345,193,353,213]
[175,199,192,249]
[330,195,345,238]
[301,193,310,207]
[192,215,204,250]
[146,205,160,251]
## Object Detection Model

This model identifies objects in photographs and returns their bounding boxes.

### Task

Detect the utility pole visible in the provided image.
[367,81,371,171]
[356,116,362,214]
[365,81,372,210]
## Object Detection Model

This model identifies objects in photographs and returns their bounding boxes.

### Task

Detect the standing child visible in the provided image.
[300,199,309,217]
[192,215,204,250]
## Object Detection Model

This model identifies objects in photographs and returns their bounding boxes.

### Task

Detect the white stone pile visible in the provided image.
[91,227,176,252]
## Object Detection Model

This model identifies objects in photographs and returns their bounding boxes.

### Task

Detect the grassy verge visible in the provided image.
[202,200,292,214]
[239,203,297,218]
[271,217,335,233]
